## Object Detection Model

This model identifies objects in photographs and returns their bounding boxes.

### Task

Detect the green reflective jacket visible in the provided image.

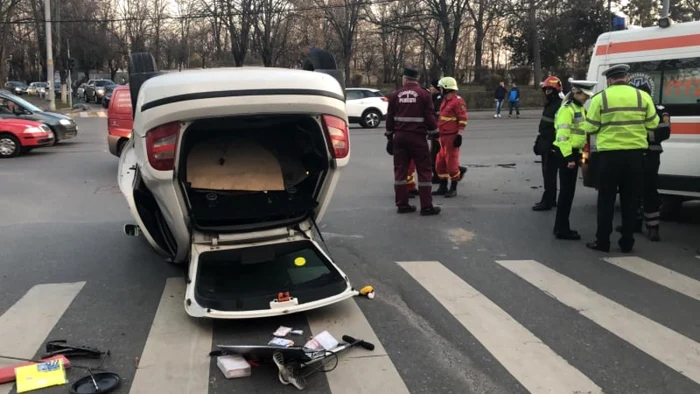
[581,84,659,151]
[553,100,587,160]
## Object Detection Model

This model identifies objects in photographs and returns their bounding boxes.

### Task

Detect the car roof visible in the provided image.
[138,67,344,107]
[346,88,379,91]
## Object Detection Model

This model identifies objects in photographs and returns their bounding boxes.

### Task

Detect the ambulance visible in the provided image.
[581,18,700,216]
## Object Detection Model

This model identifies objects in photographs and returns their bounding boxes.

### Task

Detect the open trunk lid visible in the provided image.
[185,220,357,319]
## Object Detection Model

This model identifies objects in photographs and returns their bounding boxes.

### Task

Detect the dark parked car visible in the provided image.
[101,83,119,108]
[4,81,27,95]
[0,90,78,145]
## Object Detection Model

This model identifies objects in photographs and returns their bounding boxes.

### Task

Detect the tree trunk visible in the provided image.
[473,26,485,82]
[529,1,542,87]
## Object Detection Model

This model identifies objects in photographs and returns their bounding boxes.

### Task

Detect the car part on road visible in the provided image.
[44,340,107,359]
[70,371,121,394]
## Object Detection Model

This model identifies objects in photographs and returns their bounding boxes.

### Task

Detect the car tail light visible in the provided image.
[321,115,349,159]
[146,122,180,171]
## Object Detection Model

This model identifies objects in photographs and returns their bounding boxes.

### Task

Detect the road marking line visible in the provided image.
[496,259,700,385]
[399,261,602,394]
[305,298,410,393]
[129,278,212,394]
[79,112,88,118]
[0,282,85,394]
[97,112,107,118]
[604,256,700,302]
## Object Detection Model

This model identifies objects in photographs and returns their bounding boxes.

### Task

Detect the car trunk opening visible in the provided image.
[193,240,349,312]
[177,114,330,232]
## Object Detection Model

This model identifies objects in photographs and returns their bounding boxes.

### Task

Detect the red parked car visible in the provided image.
[0,118,54,158]
[107,85,133,157]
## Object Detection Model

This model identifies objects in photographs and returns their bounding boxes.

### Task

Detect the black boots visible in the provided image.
[445,181,458,198]
[532,201,556,211]
[647,226,660,242]
[432,180,458,197]
[432,180,448,195]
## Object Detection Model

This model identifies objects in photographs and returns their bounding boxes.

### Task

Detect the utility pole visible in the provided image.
[45,0,55,110]
[67,39,72,108]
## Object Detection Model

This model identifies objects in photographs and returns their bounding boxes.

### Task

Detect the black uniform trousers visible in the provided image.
[635,152,662,228]
[596,149,646,249]
[554,150,581,233]
[430,137,441,181]
[541,148,559,206]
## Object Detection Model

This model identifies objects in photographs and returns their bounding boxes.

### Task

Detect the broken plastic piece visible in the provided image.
[359,285,375,299]
[69,372,121,394]
[290,330,304,336]
[269,338,295,348]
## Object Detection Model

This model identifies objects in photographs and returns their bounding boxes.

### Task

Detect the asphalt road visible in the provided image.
[2,109,700,394]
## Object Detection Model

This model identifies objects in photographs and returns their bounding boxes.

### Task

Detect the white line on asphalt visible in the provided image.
[0,282,85,394]
[129,278,213,394]
[604,256,700,302]
[79,112,88,118]
[399,261,602,394]
[305,298,410,394]
[97,112,107,118]
[497,259,700,385]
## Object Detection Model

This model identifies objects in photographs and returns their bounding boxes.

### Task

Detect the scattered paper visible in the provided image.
[217,355,251,379]
[268,338,295,347]
[304,331,338,351]
[273,326,293,337]
[15,359,67,393]
[290,330,304,336]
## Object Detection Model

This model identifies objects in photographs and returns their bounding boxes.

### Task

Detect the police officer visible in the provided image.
[614,82,671,241]
[581,64,660,253]
[552,79,598,240]
[385,67,442,216]
[533,76,564,211]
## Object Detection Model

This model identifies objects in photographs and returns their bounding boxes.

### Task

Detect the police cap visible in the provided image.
[601,64,630,79]
[403,67,420,79]
[431,79,440,88]
[568,78,598,96]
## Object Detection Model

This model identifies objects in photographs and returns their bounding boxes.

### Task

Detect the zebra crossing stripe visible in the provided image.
[398,261,602,394]
[0,282,85,394]
[79,112,88,118]
[129,278,213,394]
[603,257,700,302]
[497,259,700,385]
[306,298,410,393]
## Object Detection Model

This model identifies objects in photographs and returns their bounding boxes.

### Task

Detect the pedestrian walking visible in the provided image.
[432,77,467,198]
[494,81,506,118]
[385,67,442,215]
[532,76,564,211]
[508,82,520,118]
[552,79,598,240]
[614,82,671,241]
[581,64,660,253]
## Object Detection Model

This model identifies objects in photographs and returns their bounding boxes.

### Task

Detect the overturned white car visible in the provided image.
[118,51,358,319]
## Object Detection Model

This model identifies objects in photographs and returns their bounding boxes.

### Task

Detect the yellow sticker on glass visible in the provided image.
[294,257,306,267]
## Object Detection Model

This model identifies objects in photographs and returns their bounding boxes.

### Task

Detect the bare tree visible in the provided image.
[253,0,292,66]
[313,0,364,84]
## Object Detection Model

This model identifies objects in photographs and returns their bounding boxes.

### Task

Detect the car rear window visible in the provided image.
[95,81,113,87]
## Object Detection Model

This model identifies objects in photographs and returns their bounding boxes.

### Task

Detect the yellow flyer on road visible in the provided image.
[14,359,67,393]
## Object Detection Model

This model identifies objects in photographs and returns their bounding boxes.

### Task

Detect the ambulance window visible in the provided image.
[628,61,663,103]
[661,57,700,106]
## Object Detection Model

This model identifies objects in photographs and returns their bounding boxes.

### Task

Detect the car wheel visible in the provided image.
[361,109,382,128]
[129,52,161,118]
[301,48,346,96]
[48,127,60,146]
[0,134,21,158]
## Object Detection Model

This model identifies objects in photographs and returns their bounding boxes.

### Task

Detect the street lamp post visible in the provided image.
[44,0,56,110]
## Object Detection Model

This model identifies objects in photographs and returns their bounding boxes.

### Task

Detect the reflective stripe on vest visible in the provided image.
[440,116,456,121]
[395,116,425,122]
[599,89,647,129]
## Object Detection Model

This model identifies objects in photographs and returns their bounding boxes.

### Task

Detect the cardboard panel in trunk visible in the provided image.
[186,136,285,191]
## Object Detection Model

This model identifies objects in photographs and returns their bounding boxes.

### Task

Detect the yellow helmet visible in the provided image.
[438,77,458,91]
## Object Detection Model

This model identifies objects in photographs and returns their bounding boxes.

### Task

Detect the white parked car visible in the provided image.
[118,51,358,319]
[345,88,388,128]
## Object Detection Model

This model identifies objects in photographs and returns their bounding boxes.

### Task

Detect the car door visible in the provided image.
[344,89,365,118]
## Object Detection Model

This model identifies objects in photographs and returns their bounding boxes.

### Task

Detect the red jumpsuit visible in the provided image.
[386,81,439,209]
[407,160,417,193]
[436,94,468,181]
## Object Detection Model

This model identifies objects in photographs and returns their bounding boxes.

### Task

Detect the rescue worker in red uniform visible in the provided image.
[406,160,419,197]
[385,67,441,215]
[432,77,467,198]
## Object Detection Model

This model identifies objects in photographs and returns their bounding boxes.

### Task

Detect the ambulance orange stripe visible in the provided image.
[595,33,700,56]
[671,122,700,135]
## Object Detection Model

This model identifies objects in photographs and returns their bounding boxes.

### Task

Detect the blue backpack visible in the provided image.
[509,89,519,102]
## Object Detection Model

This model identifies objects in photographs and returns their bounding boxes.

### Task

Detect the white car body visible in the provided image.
[583,19,700,199]
[345,88,388,128]
[118,67,357,319]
